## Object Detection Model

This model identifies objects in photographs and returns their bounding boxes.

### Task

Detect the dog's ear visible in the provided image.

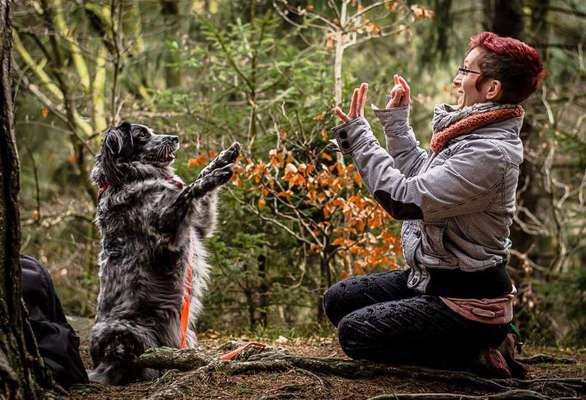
[93,126,125,187]
[117,121,131,133]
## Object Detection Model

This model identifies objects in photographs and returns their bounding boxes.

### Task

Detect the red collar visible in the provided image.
[97,183,110,198]
[430,105,524,153]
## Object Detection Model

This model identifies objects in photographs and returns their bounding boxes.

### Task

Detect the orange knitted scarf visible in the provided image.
[430,105,524,153]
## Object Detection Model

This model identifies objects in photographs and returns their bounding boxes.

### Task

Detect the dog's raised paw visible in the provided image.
[198,142,241,180]
[190,163,234,198]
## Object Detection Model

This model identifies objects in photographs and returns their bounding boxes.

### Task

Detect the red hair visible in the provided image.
[468,32,545,104]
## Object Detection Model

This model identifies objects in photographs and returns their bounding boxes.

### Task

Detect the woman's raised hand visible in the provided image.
[386,74,411,108]
[334,83,368,123]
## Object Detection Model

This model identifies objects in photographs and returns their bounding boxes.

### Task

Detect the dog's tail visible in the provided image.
[89,323,157,385]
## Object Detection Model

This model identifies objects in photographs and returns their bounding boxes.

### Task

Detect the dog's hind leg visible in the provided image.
[89,322,156,385]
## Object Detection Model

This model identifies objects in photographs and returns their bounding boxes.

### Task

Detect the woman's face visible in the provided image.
[453,47,490,108]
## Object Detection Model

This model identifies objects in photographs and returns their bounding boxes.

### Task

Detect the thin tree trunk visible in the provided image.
[333,2,347,106]
[0,2,49,397]
[161,0,192,88]
[258,254,268,327]
[317,254,329,324]
[241,262,257,329]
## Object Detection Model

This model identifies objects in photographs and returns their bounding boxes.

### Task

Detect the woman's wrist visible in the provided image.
[374,105,411,133]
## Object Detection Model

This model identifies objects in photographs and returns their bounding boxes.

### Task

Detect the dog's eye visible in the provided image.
[137,130,150,140]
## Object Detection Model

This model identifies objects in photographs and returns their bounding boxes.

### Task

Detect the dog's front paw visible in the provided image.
[197,142,240,180]
[189,163,235,198]
[221,142,241,164]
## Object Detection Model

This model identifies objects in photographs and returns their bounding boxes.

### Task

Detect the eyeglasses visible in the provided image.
[456,66,481,76]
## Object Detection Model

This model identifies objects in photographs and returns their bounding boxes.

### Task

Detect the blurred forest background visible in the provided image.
[12,0,585,345]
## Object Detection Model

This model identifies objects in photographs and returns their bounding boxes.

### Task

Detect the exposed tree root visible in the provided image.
[367,389,573,399]
[137,346,215,371]
[137,347,585,399]
[518,353,577,365]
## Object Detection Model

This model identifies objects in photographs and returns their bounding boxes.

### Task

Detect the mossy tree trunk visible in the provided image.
[0,1,51,398]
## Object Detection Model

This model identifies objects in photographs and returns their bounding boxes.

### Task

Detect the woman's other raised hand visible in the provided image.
[386,74,411,108]
[334,83,368,123]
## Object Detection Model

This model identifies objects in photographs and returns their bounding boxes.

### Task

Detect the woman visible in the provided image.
[324,32,545,377]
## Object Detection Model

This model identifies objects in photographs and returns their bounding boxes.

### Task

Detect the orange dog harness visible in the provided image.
[179,264,193,349]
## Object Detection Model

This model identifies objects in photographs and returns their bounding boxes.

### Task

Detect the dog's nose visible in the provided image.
[167,136,179,144]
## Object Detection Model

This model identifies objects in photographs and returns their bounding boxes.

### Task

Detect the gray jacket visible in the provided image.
[332,105,523,297]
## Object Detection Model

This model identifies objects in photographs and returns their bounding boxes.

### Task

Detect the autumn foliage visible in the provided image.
[188,142,402,280]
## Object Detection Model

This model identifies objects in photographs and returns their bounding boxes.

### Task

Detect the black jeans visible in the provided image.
[323,269,508,368]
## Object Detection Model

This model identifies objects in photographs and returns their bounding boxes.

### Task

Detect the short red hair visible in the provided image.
[469,32,545,104]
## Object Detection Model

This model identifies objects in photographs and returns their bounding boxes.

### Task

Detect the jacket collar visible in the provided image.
[431,105,524,153]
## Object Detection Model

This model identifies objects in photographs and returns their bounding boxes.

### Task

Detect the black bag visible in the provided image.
[20,255,89,388]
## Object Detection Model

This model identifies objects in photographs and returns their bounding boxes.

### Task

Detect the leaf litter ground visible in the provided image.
[67,317,585,400]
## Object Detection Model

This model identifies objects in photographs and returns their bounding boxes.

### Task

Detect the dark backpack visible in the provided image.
[20,255,89,388]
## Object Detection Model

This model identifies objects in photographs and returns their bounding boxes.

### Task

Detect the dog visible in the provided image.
[88,122,239,385]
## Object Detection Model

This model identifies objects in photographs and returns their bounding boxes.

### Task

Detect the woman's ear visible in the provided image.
[485,79,503,101]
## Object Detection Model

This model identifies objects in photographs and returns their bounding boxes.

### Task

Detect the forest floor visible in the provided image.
[67,317,586,400]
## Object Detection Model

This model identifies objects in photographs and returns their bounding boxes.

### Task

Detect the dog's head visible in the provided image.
[92,122,180,187]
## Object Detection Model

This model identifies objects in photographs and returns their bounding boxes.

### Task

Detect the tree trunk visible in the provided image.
[258,254,268,327]
[0,1,50,398]
[161,0,192,88]
[482,0,524,37]
[241,262,257,329]
[483,1,553,274]
[333,1,347,106]
[317,254,328,324]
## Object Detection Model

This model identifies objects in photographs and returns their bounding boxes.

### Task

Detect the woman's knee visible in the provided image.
[322,279,351,326]
[337,314,371,360]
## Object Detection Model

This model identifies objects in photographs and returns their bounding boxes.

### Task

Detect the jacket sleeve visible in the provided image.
[373,105,428,178]
[332,117,505,221]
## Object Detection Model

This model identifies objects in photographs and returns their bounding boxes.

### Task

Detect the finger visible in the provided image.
[334,107,350,122]
[358,83,368,116]
[388,85,402,97]
[393,74,399,84]
[387,87,397,108]
[393,90,405,107]
[397,75,411,99]
[349,88,359,118]
[391,92,402,107]
[387,87,404,108]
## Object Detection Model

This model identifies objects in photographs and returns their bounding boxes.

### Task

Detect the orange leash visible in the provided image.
[179,264,193,349]
[220,342,268,361]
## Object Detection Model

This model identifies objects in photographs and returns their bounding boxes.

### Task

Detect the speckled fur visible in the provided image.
[88,122,239,385]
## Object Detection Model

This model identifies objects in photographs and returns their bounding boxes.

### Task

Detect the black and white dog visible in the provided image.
[88,122,239,385]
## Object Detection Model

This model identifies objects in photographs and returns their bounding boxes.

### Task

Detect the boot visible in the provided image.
[498,332,529,378]
[473,347,513,378]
